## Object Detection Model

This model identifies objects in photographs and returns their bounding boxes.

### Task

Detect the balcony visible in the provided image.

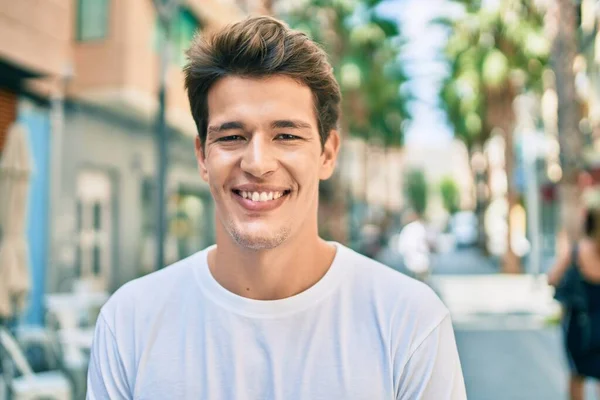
[0,0,72,78]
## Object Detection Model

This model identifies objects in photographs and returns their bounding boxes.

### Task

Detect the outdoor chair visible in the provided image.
[0,326,71,400]
[14,326,62,373]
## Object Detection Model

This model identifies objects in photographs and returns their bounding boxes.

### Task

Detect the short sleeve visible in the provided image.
[396,314,466,400]
[86,312,132,400]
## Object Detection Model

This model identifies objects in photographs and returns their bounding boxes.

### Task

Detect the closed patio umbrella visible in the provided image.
[0,122,33,320]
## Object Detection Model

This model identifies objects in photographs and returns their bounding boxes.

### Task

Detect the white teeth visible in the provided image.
[238,190,287,202]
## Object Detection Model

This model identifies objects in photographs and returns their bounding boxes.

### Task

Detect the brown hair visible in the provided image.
[183,16,341,148]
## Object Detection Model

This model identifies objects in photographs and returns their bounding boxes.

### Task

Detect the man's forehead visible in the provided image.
[210,74,309,92]
[208,75,313,107]
[207,76,318,126]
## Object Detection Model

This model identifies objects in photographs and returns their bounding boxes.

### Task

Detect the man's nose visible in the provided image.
[240,136,278,177]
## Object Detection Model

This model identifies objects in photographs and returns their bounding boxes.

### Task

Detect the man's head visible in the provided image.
[184,16,341,250]
[184,16,341,149]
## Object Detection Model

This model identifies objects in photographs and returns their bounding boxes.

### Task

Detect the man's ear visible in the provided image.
[195,136,209,182]
[319,129,340,180]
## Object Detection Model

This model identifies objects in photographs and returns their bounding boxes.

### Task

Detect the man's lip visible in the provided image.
[231,184,291,193]
[232,190,289,212]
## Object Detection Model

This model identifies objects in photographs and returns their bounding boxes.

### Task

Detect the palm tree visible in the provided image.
[346,16,411,211]
[437,0,549,273]
[440,176,460,216]
[439,56,491,251]
[284,0,412,242]
[236,0,273,14]
[548,0,583,243]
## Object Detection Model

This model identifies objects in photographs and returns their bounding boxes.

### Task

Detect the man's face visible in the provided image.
[195,75,339,250]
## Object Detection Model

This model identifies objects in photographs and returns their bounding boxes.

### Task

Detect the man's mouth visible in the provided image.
[232,189,291,202]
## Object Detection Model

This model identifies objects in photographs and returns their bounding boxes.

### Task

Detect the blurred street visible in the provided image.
[456,328,569,400]
[430,248,598,400]
[432,248,498,275]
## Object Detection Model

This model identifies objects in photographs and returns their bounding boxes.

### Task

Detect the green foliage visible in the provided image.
[436,0,549,151]
[284,0,412,147]
[439,177,460,215]
[404,169,428,216]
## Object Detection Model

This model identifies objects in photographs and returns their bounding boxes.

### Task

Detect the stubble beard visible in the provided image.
[226,216,292,250]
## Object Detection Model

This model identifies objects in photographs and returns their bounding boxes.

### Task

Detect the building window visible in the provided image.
[75,170,113,290]
[173,9,199,65]
[76,0,110,41]
[154,8,200,66]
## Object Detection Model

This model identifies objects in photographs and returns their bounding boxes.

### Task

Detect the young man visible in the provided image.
[87,16,466,399]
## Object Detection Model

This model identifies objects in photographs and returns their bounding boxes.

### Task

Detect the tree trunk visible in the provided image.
[485,85,521,273]
[363,138,370,213]
[255,0,274,14]
[384,146,392,212]
[504,115,521,273]
[382,145,395,235]
[551,0,583,242]
[319,123,349,244]
[470,146,489,254]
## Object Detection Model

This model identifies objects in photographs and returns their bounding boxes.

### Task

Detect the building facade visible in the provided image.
[0,0,245,324]
[0,0,73,324]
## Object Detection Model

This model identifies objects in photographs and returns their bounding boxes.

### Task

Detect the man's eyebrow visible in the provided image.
[207,121,246,135]
[271,119,313,130]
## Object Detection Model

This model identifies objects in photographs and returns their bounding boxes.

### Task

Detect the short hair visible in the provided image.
[184,16,341,148]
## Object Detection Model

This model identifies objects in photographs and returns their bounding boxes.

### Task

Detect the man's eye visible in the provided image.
[217,135,244,142]
[276,134,300,140]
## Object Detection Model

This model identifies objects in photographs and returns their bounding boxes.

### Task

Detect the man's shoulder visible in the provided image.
[341,245,430,289]
[100,250,205,324]
[339,244,448,322]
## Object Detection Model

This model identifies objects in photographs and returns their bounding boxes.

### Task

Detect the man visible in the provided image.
[87,16,466,399]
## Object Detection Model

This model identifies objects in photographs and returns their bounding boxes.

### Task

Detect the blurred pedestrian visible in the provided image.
[397,211,432,282]
[86,16,466,399]
[549,209,600,400]
[358,223,382,258]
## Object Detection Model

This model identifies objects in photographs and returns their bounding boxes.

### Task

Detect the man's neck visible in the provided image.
[207,232,336,301]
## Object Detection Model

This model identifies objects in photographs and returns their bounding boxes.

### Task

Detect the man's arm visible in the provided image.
[396,314,466,400]
[87,312,132,400]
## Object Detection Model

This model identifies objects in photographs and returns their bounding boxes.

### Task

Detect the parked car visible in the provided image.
[451,211,478,247]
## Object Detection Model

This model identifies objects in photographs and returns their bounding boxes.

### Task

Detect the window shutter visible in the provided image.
[77,0,110,41]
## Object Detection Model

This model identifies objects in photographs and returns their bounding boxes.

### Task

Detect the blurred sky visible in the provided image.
[378,0,456,147]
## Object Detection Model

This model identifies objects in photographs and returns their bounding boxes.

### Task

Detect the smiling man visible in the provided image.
[87,16,466,400]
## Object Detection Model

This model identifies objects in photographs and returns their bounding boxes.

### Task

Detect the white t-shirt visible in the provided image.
[87,243,465,400]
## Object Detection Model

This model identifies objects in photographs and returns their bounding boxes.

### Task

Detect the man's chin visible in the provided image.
[229,228,290,251]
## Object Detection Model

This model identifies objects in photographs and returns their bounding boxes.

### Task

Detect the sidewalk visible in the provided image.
[429,249,599,400]
[429,274,559,329]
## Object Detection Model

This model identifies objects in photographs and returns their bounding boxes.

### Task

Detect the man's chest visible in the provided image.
[131,313,396,400]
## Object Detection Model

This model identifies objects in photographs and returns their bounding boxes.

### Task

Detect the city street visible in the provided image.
[432,249,598,399]
[456,327,567,399]
[432,248,499,275]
